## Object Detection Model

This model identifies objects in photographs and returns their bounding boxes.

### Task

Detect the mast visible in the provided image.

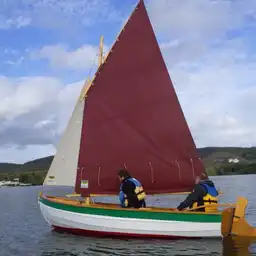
[80,36,104,102]
[74,0,206,196]
[98,36,104,67]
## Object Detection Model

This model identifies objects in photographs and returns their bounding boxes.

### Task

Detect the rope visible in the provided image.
[149,162,154,183]
[97,166,101,186]
[174,160,181,180]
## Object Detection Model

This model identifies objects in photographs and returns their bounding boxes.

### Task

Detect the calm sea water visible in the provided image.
[0,175,256,256]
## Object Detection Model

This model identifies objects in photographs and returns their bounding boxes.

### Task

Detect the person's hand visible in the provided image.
[177,202,186,211]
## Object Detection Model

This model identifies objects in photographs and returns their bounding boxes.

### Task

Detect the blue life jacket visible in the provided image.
[200,182,218,197]
[119,177,146,208]
[192,181,219,212]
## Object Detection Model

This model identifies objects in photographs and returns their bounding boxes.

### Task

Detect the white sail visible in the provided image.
[43,36,104,187]
[43,81,90,187]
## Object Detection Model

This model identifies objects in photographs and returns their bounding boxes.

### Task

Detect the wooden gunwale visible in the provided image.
[40,194,225,216]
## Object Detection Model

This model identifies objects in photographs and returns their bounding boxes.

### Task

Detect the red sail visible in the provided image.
[75,0,206,195]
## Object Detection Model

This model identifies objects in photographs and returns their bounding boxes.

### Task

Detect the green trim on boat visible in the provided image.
[39,197,222,223]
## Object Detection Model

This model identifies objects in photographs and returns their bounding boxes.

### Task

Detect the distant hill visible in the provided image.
[197,147,256,161]
[1,147,256,175]
[22,156,54,172]
[0,163,21,173]
[0,156,54,173]
[197,147,256,167]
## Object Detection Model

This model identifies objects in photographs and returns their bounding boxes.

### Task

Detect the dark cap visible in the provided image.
[117,169,130,178]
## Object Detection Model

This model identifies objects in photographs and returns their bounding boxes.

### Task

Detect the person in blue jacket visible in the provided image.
[118,169,146,208]
[177,173,219,212]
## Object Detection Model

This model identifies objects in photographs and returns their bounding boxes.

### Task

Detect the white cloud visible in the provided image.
[4,57,24,66]
[0,76,62,120]
[0,15,31,30]
[146,0,256,66]
[0,0,121,30]
[0,145,56,164]
[171,57,256,147]
[0,76,85,162]
[31,44,104,71]
[31,0,121,27]
[147,0,256,41]
[163,38,256,147]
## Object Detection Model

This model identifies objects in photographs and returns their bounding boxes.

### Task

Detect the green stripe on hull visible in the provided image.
[39,197,222,223]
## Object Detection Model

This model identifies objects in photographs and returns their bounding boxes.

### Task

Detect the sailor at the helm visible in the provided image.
[177,173,219,212]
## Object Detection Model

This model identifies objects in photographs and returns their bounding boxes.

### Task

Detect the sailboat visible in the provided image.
[38,0,255,239]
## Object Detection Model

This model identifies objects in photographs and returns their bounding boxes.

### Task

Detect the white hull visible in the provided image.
[39,201,221,238]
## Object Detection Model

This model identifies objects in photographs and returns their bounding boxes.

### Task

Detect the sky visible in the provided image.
[1,0,256,163]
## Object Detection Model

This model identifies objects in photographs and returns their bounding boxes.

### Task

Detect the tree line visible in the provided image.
[0,161,256,187]
[0,171,47,185]
[206,163,256,176]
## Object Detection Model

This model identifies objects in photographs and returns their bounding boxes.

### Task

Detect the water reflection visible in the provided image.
[38,230,256,256]
[222,236,256,256]
[38,230,222,256]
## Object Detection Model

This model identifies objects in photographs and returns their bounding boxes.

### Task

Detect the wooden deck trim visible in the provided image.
[41,194,223,216]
